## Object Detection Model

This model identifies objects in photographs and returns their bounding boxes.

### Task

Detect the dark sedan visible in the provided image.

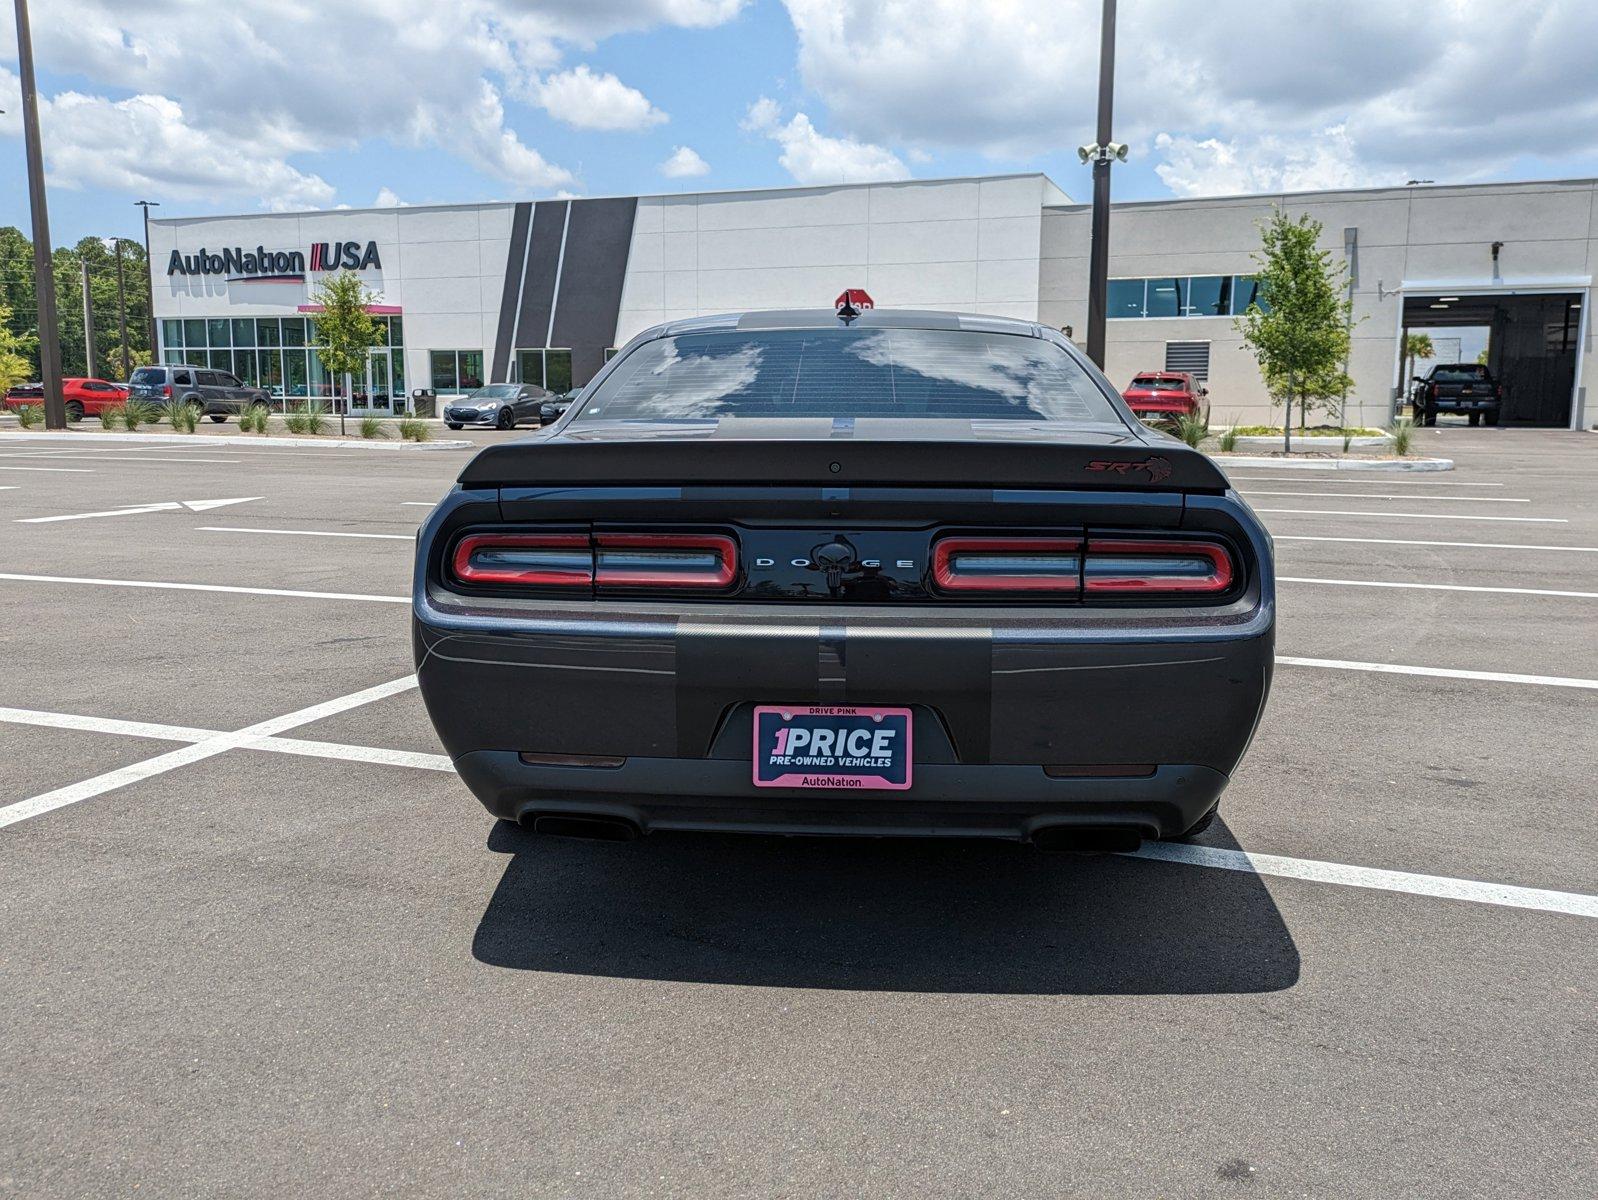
[413,308,1275,851]
[443,383,549,430]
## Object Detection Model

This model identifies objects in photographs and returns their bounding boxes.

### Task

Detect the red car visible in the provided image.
[4,378,129,422]
[1122,371,1208,422]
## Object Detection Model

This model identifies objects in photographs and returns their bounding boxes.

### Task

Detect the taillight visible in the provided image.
[1083,539,1234,595]
[162,385,172,398]
[595,533,737,589]
[932,537,1082,593]
[450,531,737,592]
[452,533,592,587]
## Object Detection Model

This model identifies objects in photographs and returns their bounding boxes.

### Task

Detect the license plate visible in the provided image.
[752,705,912,790]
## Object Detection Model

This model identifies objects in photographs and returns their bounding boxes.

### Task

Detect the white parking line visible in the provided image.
[0,453,241,464]
[1228,475,1504,487]
[1274,535,1598,554]
[1255,507,1567,524]
[1242,490,1527,503]
[1276,656,1598,690]
[0,572,408,604]
[0,700,1590,917]
[0,465,93,473]
[197,526,414,541]
[0,676,418,830]
[1279,576,1598,599]
[1130,843,1598,919]
[402,501,436,506]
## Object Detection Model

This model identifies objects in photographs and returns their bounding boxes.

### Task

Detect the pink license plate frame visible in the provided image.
[752,705,913,790]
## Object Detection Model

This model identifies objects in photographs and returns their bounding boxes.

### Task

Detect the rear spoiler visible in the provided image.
[458,437,1231,492]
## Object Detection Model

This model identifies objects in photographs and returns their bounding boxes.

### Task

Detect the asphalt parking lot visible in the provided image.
[1,427,1594,1198]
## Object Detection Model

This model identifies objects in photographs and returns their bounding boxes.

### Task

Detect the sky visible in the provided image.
[4,0,1598,246]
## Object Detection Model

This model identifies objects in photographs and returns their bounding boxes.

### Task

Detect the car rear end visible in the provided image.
[127,366,170,407]
[1421,365,1502,423]
[414,312,1274,848]
[1122,373,1200,421]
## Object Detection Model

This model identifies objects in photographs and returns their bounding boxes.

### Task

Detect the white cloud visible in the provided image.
[743,97,908,185]
[0,1,746,207]
[780,0,1598,194]
[659,144,710,178]
[373,187,407,207]
[532,65,668,131]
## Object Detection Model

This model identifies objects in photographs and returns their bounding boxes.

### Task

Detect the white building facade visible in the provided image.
[149,173,1593,427]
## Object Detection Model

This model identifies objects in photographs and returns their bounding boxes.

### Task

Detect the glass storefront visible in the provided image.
[160,315,406,409]
[1106,276,1268,319]
[512,348,573,394]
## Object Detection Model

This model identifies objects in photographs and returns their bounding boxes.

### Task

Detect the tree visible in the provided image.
[1235,211,1355,451]
[0,227,151,382]
[1404,332,1435,390]
[1476,347,1490,366]
[0,300,36,393]
[310,270,384,407]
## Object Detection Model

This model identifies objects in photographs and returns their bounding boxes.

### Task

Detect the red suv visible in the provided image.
[1122,372,1207,422]
[4,378,129,422]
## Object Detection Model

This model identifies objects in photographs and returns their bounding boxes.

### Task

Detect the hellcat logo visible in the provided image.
[166,240,382,282]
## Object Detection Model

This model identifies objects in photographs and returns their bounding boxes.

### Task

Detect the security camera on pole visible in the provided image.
[1080,0,1127,372]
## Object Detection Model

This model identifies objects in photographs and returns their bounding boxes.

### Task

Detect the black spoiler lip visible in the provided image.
[457,434,1230,492]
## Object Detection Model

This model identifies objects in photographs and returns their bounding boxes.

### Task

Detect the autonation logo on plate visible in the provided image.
[752,705,913,791]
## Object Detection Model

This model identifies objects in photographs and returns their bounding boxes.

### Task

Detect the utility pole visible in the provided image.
[80,260,96,379]
[114,239,131,378]
[136,200,160,361]
[14,0,65,429]
[1084,0,1118,370]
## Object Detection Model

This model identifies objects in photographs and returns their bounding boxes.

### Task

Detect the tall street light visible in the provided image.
[1081,0,1125,371]
[136,200,160,360]
[13,0,65,429]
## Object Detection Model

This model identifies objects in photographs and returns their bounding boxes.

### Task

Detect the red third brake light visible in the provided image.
[452,533,592,587]
[595,533,737,589]
[1082,538,1235,595]
[932,537,1083,593]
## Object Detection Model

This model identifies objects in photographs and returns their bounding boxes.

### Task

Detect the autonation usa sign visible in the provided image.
[166,240,382,283]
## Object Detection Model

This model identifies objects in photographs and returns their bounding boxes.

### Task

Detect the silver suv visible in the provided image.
[128,365,272,421]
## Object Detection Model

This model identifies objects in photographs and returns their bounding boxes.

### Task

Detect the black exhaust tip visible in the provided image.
[1031,825,1144,853]
[527,814,640,842]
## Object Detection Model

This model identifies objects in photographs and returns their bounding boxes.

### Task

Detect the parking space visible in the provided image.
[1,427,1594,1196]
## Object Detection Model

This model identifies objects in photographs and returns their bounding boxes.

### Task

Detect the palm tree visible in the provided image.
[1403,332,1435,417]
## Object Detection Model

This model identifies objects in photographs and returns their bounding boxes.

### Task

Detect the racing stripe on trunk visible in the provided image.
[672,615,828,758]
[838,626,994,763]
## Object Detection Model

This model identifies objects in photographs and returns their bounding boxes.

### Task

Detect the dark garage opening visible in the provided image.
[1402,292,1582,427]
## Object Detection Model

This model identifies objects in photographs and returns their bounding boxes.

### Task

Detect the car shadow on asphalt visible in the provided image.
[470,819,1300,994]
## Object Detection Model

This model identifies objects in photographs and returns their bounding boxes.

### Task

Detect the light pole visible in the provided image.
[13,0,66,429]
[136,200,160,361]
[1082,0,1122,371]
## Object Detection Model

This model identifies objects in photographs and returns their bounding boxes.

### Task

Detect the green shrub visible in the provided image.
[1172,411,1209,449]
[1341,430,1355,453]
[1217,422,1240,452]
[15,403,41,429]
[1389,417,1415,457]
[359,414,388,439]
[99,403,125,430]
[303,399,328,435]
[239,405,270,434]
[121,399,156,431]
[397,416,430,442]
[284,406,308,434]
[163,398,197,432]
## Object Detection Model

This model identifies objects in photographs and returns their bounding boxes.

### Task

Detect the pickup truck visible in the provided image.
[1410,364,1502,426]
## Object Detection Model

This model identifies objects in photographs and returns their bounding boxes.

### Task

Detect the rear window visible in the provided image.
[130,368,164,386]
[1131,376,1185,390]
[576,328,1118,424]
[1433,366,1489,382]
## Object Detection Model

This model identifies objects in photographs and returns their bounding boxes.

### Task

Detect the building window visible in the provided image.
[1107,275,1265,318]
[162,320,183,349]
[510,348,573,392]
[430,350,485,394]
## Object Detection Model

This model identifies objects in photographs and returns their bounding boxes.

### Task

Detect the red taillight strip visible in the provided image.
[594,532,738,589]
[1082,539,1235,595]
[451,533,592,587]
[932,537,1083,593]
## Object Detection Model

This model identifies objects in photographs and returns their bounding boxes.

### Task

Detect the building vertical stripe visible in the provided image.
[545,201,572,348]
[513,201,569,352]
[489,202,532,383]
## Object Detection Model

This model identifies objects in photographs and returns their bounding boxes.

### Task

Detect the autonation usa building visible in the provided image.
[149,172,1593,428]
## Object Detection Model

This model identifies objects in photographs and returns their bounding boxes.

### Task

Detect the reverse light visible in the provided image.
[932,537,1083,593]
[1082,538,1235,595]
[594,533,737,589]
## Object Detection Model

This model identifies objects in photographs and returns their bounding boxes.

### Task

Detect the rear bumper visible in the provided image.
[456,751,1225,840]
[1432,399,1498,412]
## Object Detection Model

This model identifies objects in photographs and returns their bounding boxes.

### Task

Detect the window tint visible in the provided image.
[173,370,194,385]
[1144,278,1183,318]
[578,328,1119,425]
[1186,276,1232,316]
[1107,279,1145,318]
[1433,366,1489,382]
[220,374,242,388]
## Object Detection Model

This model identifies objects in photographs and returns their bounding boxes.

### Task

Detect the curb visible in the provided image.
[0,430,473,451]
[1213,454,1454,472]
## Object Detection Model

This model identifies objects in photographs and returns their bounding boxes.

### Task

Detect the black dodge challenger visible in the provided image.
[414,307,1275,850]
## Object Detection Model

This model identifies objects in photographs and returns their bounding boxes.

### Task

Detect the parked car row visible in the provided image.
[442,384,578,430]
[3,377,128,421]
